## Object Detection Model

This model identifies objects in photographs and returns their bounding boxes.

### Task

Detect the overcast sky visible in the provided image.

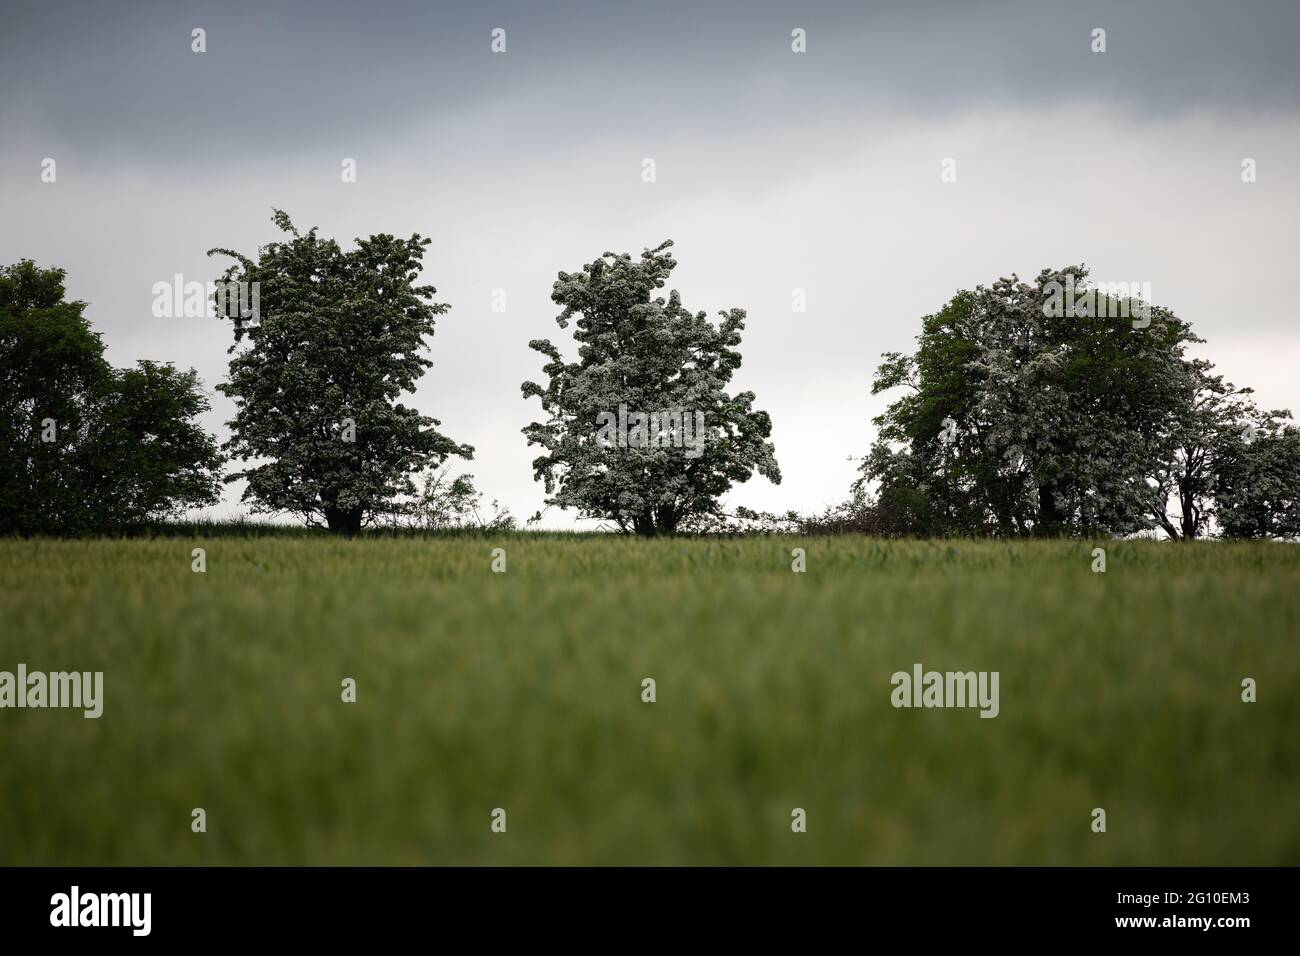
[3,0,1297,527]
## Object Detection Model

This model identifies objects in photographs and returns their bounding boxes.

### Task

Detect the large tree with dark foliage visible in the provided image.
[522,241,780,535]
[856,266,1298,539]
[211,211,471,534]
[1214,411,1300,538]
[0,260,222,535]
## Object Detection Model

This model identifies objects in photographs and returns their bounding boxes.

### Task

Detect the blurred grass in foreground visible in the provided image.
[1,535,1296,865]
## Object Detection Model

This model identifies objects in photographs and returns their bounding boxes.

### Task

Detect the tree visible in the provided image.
[211,211,471,534]
[0,260,222,535]
[857,267,1203,537]
[1141,359,1259,540]
[522,241,780,535]
[1214,412,1300,538]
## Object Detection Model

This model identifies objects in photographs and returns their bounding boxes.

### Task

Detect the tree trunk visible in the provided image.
[655,504,678,536]
[633,511,657,537]
[632,507,678,537]
[324,506,363,535]
[1179,488,1198,540]
[1036,484,1064,536]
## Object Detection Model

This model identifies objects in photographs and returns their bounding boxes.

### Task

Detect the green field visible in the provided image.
[1,535,1297,865]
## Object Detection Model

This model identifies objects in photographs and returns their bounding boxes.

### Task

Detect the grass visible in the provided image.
[1,534,1297,865]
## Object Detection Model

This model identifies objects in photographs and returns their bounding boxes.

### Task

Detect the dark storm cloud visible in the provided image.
[3,0,1298,166]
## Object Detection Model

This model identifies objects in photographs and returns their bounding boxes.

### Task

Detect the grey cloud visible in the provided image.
[2,0,1298,168]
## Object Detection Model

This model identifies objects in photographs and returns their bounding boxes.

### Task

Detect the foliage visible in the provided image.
[857,266,1297,538]
[1215,412,1300,538]
[211,211,471,534]
[398,469,515,531]
[0,260,221,535]
[522,241,779,536]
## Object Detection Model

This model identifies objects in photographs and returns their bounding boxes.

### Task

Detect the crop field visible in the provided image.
[1,534,1297,865]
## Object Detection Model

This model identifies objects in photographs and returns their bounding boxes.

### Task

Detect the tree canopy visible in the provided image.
[211,211,471,534]
[0,260,222,535]
[857,266,1299,539]
[522,241,780,535]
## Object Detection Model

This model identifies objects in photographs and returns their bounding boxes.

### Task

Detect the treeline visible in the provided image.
[846,269,1300,540]
[0,261,221,535]
[2,212,1297,538]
